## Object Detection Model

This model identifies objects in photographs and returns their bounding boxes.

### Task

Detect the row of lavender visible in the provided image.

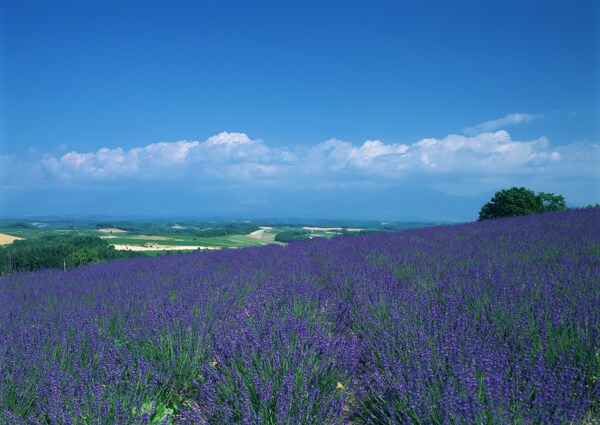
[1,208,598,424]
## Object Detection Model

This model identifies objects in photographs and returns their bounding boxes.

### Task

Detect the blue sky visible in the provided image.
[1,0,598,221]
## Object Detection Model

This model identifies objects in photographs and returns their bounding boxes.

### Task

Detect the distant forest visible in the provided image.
[274,228,378,243]
[189,223,260,238]
[274,229,311,243]
[0,234,141,274]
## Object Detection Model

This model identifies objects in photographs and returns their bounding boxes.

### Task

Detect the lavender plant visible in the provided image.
[1,208,598,424]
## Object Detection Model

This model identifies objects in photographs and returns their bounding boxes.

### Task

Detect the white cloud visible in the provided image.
[407,131,560,174]
[205,131,252,146]
[37,133,276,183]
[463,113,543,135]
[305,138,410,173]
[137,141,200,164]
[3,129,598,197]
[300,131,561,177]
[42,140,202,180]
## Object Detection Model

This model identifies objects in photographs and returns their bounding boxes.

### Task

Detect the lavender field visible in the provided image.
[1,209,599,424]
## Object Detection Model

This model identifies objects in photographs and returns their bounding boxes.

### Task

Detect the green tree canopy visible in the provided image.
[538,192,567,212]
[274,230,310,243]
[478,187,566,220]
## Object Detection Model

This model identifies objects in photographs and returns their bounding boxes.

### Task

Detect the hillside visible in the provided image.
[1,208,598,424]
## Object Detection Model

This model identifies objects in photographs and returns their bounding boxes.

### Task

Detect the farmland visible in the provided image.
[0,220,277,254]
[0,219,402,255]
[1,208,598,424]
[0,219,429,271]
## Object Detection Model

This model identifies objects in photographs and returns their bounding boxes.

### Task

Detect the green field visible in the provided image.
[94,228,286,250]
[101,234,271,248]
[0,218,438,254]
[0,225,287,252]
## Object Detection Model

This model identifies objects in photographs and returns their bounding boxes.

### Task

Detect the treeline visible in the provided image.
[1,222,36,230]
[274,230,311,243]
[274,228,379,243]
[190,223,260,238]
[478,187,567,220]
[0,233,142,274]
[339,229,379,236]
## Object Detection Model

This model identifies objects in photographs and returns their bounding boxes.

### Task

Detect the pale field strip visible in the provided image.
[302,227,362,231]
[97,228,128,233]
[111,244,220,251]
[100,234,184,241]
[125,235,183,241]
[0,233,24,245]
[248,227,272,239]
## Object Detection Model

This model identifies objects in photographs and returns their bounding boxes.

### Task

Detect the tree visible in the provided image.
[538,192,566,212]
[274,230,310,243]
[478,187,566,220]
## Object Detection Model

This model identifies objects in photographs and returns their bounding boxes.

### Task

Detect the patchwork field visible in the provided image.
[111,244,220,251]
[99,234,270,250]
[97,228,128,233]
[0,219,394,256]
[0,233,24,245]
[1,208,598,423]
[248,226,273,238]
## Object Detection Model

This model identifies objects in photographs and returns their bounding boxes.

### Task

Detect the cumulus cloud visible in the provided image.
[300,131,563,178]
[304,138,410,174]
[463,113,543,135]
[409,131,560,173]
[3,129,598,197]
[205,131,252,146]
[36,133,278,183]
[42,140,202,180]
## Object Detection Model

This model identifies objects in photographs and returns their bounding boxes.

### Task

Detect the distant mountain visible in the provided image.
[1,184,490,223]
